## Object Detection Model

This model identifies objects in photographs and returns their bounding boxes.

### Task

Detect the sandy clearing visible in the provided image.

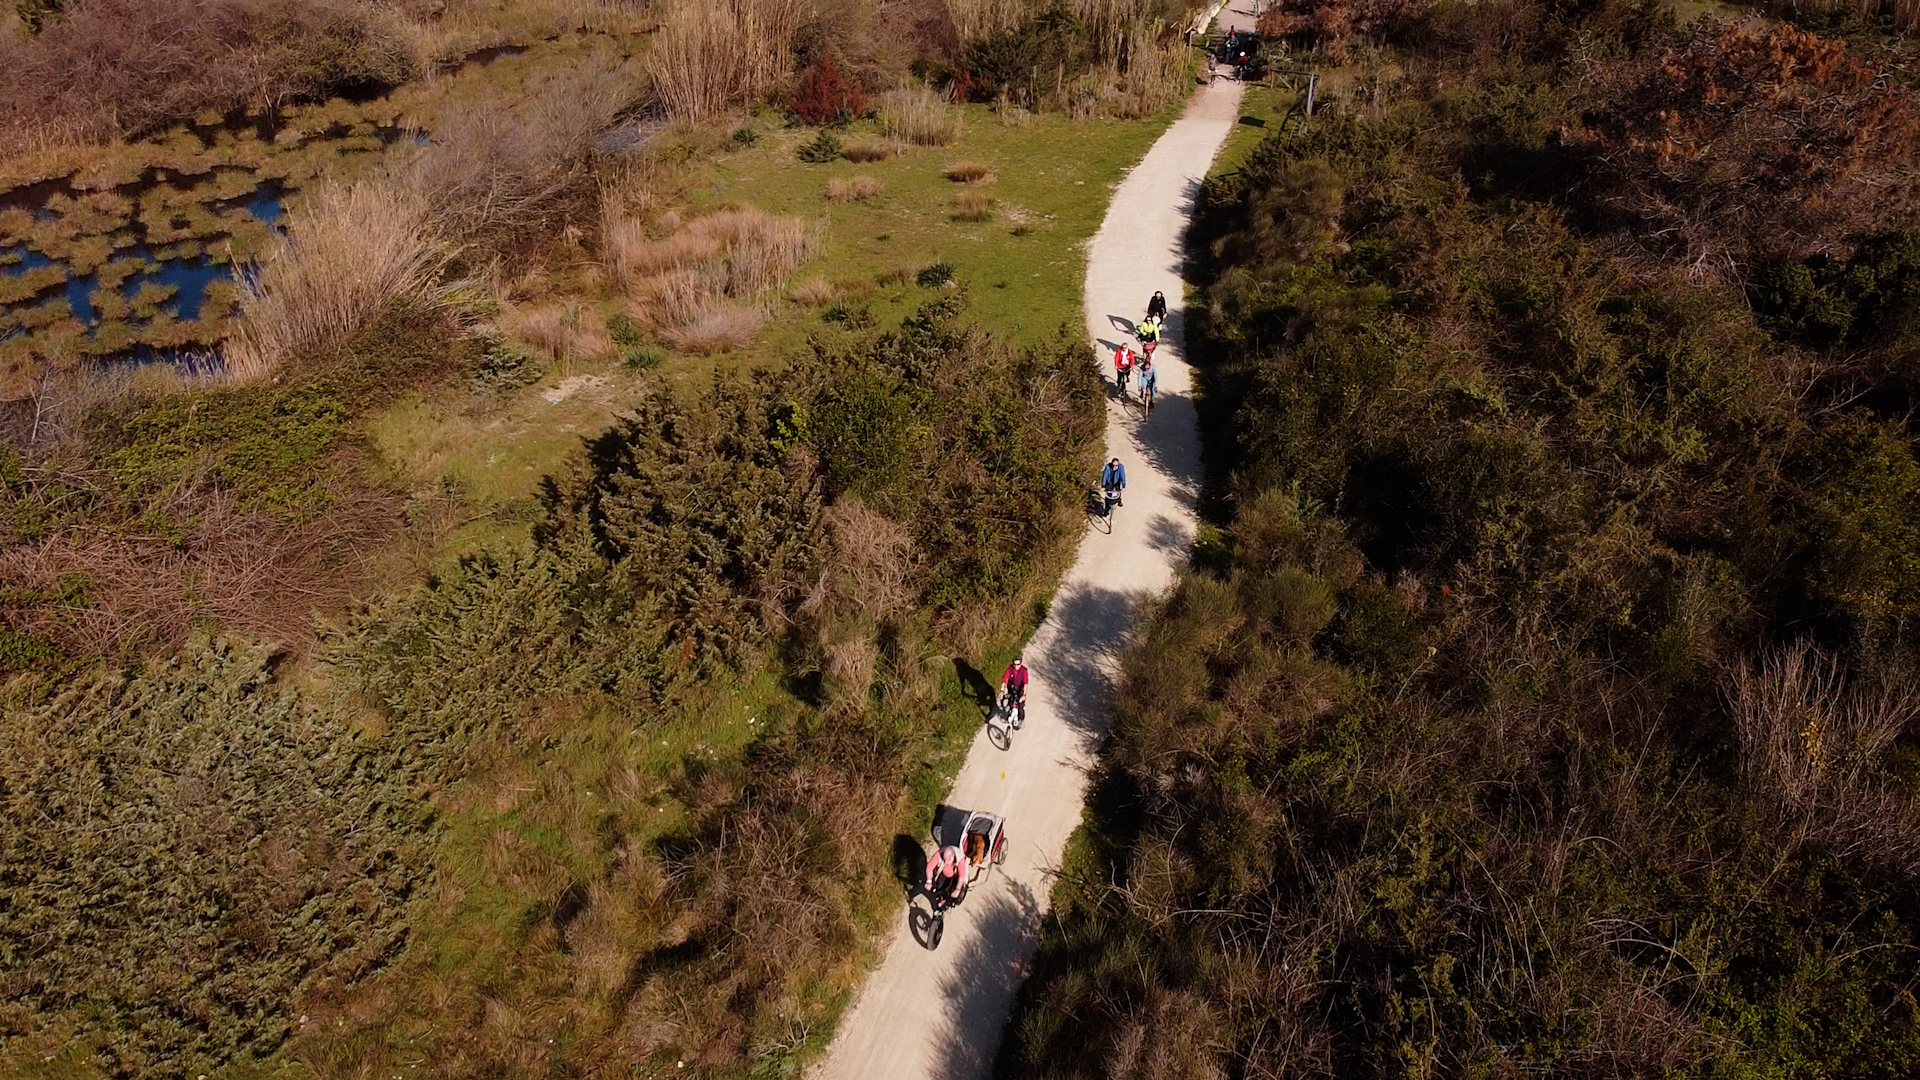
[808,12,1254,1078]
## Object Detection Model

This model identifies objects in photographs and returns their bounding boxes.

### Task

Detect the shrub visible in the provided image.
[798,129,845,162]
[469,334,546,393]
[877,84,962,145]
[225,179,448,381]
[916,261,956,287]
[789,51,865,126]
[945,160,995,183]
[731,124,759,147]
[411,58,636,243]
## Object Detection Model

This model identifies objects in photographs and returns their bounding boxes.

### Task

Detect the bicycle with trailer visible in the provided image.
[912,804,1008,950]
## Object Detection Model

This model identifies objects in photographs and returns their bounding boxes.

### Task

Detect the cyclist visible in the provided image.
[1146,290,1167,321]
[1137,315,1159,359]
[1101,457,1127,511]
[1113,343,1135,395]
[999,655,1029,729]
[1138,358,1158,414]
[924,843,968,905]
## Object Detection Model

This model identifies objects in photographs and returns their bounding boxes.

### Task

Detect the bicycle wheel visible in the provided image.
[1087,493,1113,534]
[928,913,945,950]
[987,717,1011,751]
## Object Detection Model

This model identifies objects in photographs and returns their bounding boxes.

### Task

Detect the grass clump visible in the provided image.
[916,261,956,287]
[945,159,995,183]
[950,189,994,221]
[825,174,884,203]
[842,137,905,162]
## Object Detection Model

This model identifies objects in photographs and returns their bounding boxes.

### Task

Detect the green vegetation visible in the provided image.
[0,0,1212,1072]
[1008,2,1920,1077]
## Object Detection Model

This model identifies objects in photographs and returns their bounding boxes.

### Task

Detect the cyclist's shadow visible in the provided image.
[952,658,999,719]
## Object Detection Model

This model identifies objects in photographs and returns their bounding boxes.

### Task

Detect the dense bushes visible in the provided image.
[0,639,436,1077]
[1007,3,1920,1077]
[0,291,1101,1077]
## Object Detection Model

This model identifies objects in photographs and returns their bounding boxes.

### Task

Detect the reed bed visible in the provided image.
[648,0,805,120]
[225,179,446,381]
[877,85,963,146]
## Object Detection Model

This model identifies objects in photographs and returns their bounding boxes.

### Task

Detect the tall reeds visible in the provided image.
[225,179,447,381]
[878,85,964,146]
[648,0,805,120]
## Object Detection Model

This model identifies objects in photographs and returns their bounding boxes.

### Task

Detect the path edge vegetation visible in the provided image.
[1004,1,1920,1077]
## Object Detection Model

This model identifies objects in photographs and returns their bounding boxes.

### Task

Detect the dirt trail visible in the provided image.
[809,21,1252,1080]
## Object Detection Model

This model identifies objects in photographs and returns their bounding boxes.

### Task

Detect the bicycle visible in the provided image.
[1086,485,1115,534]
[985,687,1024,750]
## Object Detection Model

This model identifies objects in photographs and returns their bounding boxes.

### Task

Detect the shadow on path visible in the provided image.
[1035,582,1134,743]
[927,881,1042,1080]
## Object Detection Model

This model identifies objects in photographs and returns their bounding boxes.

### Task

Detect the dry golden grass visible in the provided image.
[501,299,613,367]
[945,160,995,184]
[876,84,962,146]
[951,189,995,222]
[789,277,836,304]
[841,138,904,162]
[609,206,812,354]
[658,303,766,354]
[824,175,883,204]
[226,178,446,381]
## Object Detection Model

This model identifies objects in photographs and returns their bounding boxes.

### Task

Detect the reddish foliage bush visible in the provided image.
[1256,0,1427,62]
[1584,18,1920,261]
[789,52,866,126]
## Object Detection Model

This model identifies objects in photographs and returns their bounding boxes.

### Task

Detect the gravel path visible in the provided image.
[808,17,1252,1079]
